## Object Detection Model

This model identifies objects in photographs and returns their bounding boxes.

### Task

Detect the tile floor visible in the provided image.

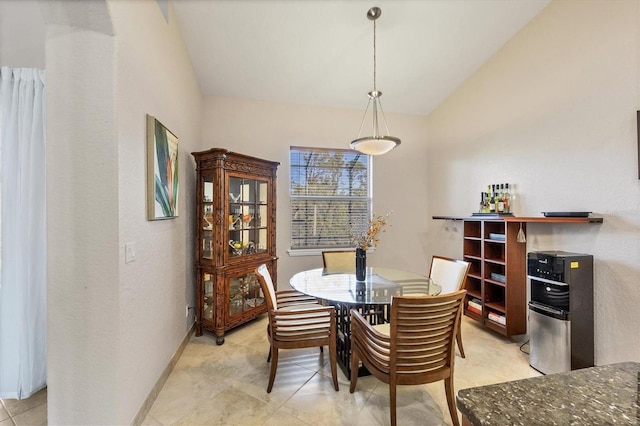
[0,387,47,426]
[0,315,540,425]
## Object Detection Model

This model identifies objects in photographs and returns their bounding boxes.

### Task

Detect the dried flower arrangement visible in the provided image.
[350,211,392,250]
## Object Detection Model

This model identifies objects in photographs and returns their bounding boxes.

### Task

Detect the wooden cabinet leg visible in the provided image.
[216,334,225,345]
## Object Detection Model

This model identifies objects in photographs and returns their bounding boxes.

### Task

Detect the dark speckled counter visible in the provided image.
[456,362,639,425]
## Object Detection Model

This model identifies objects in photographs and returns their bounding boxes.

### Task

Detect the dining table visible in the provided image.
[289,266,442,377]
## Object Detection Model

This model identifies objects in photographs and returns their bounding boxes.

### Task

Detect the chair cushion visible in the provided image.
[323,251,355,273]
[257,264,279,309]
[430,258,468,294]
[373,322,390,336]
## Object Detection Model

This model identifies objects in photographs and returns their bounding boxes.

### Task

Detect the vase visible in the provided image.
[355,247,366,281]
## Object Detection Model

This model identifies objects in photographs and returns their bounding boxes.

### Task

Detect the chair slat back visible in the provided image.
[389,291,466,377]
[256,264,278,310]
[430,256,470,294]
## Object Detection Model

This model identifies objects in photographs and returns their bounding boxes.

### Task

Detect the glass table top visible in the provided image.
[289,267,441,305]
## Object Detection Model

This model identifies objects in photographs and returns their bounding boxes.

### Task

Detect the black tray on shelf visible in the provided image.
[542,211,591,218]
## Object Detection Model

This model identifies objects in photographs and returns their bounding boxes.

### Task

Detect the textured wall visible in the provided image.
[426,0,640,364]
[46,15,120,424]
[110,1,201,423]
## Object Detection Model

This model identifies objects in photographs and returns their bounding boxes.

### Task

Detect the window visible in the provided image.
[290,146,371,250]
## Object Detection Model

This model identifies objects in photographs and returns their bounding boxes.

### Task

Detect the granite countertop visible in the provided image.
[456,362,639,425]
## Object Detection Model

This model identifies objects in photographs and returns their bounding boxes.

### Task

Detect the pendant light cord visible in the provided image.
[350,6,401,154]
[373,17,377,93]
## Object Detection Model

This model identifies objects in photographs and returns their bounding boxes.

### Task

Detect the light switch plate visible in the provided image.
[125,242,136,263]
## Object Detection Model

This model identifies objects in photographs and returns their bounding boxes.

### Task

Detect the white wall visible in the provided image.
[45,0,201,423]
[110,1,201,423]
[45,6,120,422]
[199,97,429,284]
[0,0,45,68]
[426,0,640,364]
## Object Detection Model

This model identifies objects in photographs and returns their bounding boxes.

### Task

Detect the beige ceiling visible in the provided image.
[172,0,549,116]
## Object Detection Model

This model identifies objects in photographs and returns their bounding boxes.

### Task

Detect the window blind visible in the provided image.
[290,146,371,249]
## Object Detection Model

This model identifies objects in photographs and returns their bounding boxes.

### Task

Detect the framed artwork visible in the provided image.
[147,114,179,220]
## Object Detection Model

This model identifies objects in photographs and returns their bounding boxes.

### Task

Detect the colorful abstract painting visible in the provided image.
[147,115,179,220]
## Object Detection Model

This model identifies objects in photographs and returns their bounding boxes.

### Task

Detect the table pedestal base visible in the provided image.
[333,301,389,378]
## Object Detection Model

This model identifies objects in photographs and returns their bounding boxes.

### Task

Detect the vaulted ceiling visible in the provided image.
[172,0,549,116]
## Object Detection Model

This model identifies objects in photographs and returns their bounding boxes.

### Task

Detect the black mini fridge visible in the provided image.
[527,251,594,374]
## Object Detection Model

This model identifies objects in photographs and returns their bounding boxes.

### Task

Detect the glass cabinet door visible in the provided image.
[201,175,214,260]
[202,271,215,323]
[227,176,269,259]
[227,271,265,318]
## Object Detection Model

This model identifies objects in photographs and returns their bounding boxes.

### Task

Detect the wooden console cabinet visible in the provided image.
[462,219,527,336]
[433,214,602,337]
[191,148,279,344]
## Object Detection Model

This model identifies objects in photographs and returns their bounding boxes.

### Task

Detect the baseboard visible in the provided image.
[131,322,196,425]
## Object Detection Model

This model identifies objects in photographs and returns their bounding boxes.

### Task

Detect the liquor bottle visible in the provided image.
[479,193,485,213]
[489,185,496,213]
[504,183,511,213]
[497,184,505,213]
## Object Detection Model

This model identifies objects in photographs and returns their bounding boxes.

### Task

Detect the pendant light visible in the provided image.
[350,7,401,156]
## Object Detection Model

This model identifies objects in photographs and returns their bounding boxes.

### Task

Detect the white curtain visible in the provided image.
[0,67,47,399]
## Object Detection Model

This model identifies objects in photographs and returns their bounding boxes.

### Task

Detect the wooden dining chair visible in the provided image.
[274,287,320,309]
[322,250,355,274]
[349,290,467,426]
[255,264,339,393]
[429,256,470,358]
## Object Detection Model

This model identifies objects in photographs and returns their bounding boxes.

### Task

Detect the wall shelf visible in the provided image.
[433,215,603,224]
[502,216,603,224]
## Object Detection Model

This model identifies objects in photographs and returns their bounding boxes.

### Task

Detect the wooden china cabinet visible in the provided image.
[191,148,279,345]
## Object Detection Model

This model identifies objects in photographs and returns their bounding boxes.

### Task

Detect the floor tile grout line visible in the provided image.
[0,399,15,426]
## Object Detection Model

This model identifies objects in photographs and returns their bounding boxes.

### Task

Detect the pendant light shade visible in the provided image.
[350,135,400,156]
[350,7,401,156]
